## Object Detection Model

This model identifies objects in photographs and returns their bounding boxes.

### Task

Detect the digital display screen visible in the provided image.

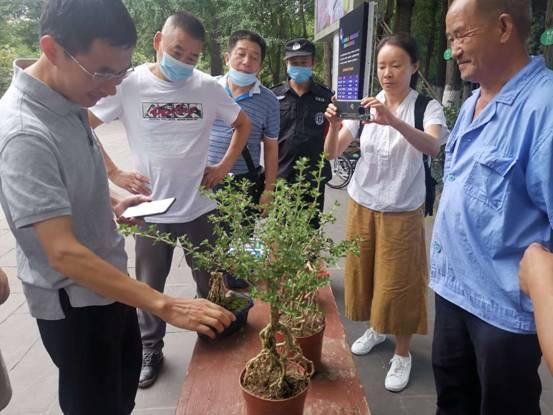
[336,3,369,101]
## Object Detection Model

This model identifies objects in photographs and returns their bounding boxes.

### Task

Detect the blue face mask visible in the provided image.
[287,66,312,84]
[160,52,194,82]
[228,68,258,87]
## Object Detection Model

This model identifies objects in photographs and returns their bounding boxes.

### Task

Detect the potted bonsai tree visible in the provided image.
[217,158,358,414]
[123,157,358,414]
[119,180,258,338]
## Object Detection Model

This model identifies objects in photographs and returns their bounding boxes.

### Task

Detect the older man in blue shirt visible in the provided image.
[431,0,553,414]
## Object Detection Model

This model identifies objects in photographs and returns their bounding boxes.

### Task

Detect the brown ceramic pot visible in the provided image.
[276,323,326,373]
[239,368,310,415]
[295,324,325,372]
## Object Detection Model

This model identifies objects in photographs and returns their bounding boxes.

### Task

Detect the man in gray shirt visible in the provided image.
[0,1,233,414]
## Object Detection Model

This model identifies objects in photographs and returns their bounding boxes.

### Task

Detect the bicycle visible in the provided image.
[327,149,360,189]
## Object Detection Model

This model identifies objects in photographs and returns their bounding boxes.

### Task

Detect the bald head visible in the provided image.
[450,0,531,41]
[161,11,205,42]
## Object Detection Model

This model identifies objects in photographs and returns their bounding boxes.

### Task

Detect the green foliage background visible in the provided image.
[0,0,551,103]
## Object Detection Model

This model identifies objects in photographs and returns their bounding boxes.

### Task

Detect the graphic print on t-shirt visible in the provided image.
[142,102,203,120]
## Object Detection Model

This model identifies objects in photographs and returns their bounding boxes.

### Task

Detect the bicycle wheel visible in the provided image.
[327,156,353,189]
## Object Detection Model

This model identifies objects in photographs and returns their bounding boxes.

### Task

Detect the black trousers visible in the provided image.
[37,290,142,415]
[432,294,542,415]
[285,173,326,229]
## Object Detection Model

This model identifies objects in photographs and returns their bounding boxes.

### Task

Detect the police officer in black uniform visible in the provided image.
[271,38,333,228]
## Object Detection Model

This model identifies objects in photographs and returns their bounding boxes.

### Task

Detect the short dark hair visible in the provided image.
[474,0,531,41]
[40,0,137,55]
[163,12,205,42]
[228,30,267,62]
[377,32,420,89]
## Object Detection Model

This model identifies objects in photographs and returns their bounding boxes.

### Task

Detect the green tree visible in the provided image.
[393,0,415,32]
[122,0,316,84]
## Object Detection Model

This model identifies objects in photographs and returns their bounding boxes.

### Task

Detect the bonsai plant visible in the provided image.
[119,179,258,337]
[123,157,358,413]
[214,157,358,412]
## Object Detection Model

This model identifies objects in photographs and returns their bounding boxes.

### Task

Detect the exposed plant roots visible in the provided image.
[241,310,313,400]
[207,271,226,306]
[208,271,250,312]
[281,289,325,337]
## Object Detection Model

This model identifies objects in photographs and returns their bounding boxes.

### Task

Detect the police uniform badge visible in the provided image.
[292,42,301,51]
[315,112,324,126]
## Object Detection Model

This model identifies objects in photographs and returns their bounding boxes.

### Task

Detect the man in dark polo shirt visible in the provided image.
[272,38,333,228]
[0,1,233,413]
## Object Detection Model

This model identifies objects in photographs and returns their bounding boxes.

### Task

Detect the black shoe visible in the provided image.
[138,351,164,389]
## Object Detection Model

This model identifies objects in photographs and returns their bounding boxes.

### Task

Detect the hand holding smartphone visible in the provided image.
[121,197,176,218]
[336,100,371,121]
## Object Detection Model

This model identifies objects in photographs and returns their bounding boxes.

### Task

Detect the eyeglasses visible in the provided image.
[64,50,134,82]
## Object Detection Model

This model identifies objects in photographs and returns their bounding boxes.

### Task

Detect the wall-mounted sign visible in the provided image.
[336,2,374,119]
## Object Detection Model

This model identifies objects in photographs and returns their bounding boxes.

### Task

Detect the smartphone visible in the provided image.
[122,197,176,218]
[336,100,371,121]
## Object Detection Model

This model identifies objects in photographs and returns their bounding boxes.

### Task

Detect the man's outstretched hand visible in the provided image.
[159,297,236,339]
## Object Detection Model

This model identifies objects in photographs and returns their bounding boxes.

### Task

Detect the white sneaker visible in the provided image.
[385,353,412,392]
[350,328,386,355]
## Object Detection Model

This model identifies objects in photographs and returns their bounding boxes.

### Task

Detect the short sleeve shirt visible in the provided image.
[272,80,333,180]
[208,75,280,174]
[343,89,448,212]
[91,64,242,223]
[430,56,553,333]
[0,61,127,319]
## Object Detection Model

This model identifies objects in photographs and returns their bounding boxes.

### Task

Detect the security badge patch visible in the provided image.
[315,112,324,125]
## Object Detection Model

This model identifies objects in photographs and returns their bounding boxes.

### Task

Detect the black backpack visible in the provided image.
[414,94,436,217]
[358,93,436,216]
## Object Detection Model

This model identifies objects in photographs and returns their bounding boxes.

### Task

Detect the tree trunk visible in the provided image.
[208,32,224,76]
[299,0,308,38]
[546,0,553,69]
[393,0,415,33]
[435,0,448,99]
[434,0,449,101]
[442,58,462,107]
[442,0,462,107]
[384,0,395,25]
[201,0,224,76]
[423,0,440,80]
[271,45,283,86]
[461,81,473,102]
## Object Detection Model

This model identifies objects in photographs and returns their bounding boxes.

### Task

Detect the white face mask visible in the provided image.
[228,68,257,87]
[160,52,194,82]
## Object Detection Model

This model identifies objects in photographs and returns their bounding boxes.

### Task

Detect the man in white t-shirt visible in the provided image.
[89,12,251,388]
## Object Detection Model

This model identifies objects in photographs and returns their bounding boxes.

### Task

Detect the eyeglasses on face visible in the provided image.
[64,49,134,82]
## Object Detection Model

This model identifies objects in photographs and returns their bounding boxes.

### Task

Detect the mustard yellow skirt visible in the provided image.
[344,197,428,336]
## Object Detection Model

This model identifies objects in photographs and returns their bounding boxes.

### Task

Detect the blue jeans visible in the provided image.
[432,294,542,415]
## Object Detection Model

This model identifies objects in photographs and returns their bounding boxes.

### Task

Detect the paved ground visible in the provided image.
[0,121,551,414]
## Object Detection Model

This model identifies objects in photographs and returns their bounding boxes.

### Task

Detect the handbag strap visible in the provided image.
[242,146,257,175]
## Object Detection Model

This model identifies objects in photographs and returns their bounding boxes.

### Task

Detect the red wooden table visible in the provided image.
[176,285,371,415]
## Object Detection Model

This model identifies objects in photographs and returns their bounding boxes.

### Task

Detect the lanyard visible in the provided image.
[224,82,251,103]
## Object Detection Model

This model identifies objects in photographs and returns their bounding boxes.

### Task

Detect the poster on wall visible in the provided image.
[314,0,352,41]
[335,2,372,119]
